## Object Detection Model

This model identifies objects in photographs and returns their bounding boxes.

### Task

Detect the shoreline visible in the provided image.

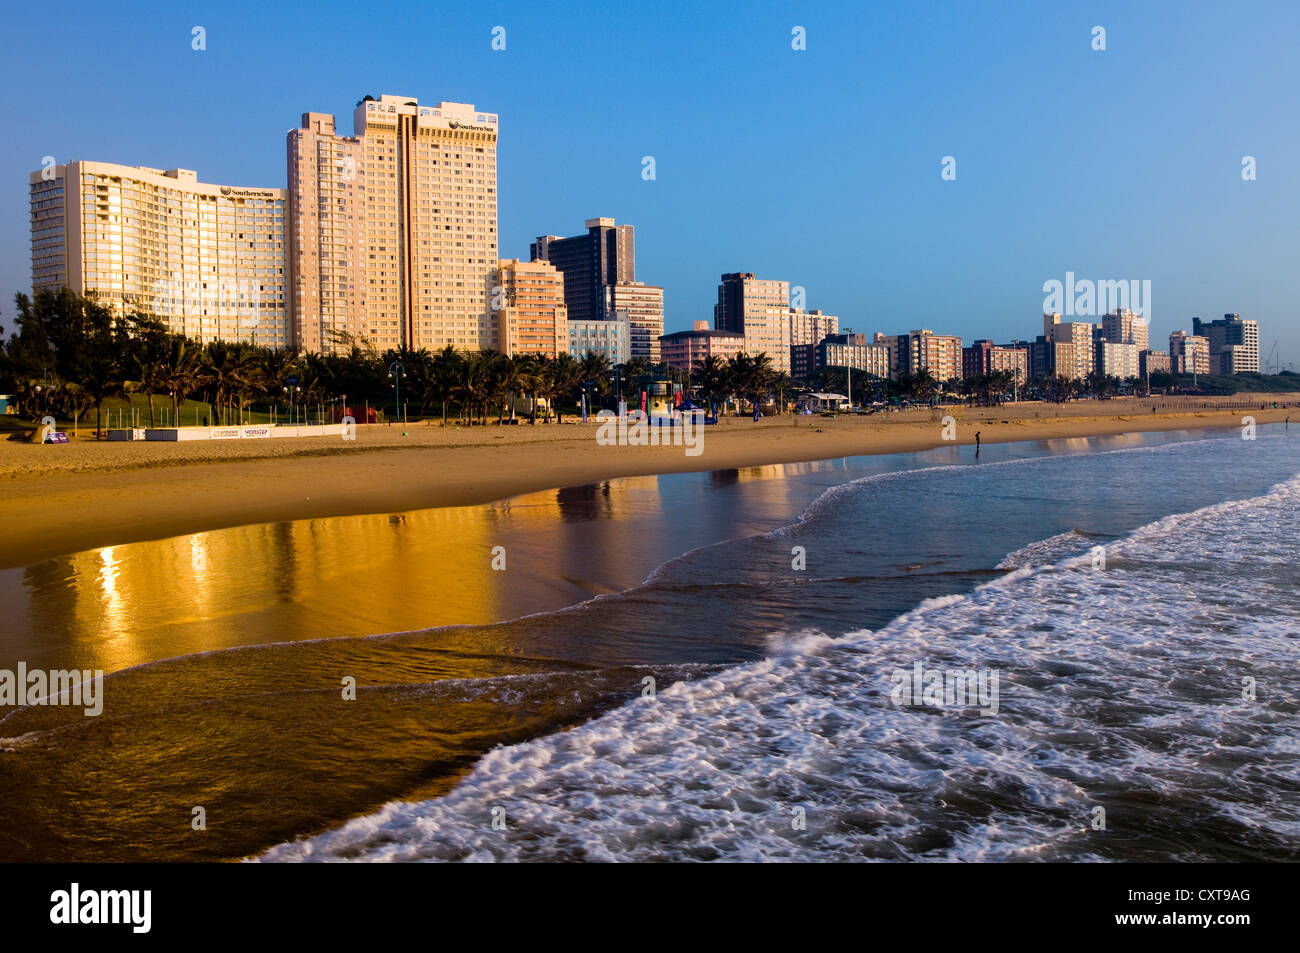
[0,398,1293,570]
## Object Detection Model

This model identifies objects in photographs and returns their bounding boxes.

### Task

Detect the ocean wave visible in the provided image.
[257,469,1300,863]
[996,530,1096,570]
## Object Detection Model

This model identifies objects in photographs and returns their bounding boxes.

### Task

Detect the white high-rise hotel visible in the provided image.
[29,162,288,346]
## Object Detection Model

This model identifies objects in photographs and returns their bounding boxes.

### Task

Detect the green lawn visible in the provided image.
[3,395,286,432]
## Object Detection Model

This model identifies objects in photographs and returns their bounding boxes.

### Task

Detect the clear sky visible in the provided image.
[1,0,1296,365]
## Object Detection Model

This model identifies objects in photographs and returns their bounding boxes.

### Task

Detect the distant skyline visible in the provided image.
[1,0,1297,365]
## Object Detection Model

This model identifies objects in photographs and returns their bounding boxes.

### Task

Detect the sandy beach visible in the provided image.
[0,395,1295,570]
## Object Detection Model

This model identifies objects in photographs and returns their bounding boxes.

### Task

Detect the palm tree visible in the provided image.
[624,356,651,380]
[403,347,434,416]
[162,336,203,426]
[548,353,581,417]
[748,352,775,411]
[1049,374,1078,403]
[909,369,938,404]
[694,355,728,414]
[770,370,793,414]
[497,353,535,421]
[727,352,774,414]
[579,349,611,386]
[429,344,462,425]
[456,349,498,425]
[123,315,170,427]
[578,350,611,411]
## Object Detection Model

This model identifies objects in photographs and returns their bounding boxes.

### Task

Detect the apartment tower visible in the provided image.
[286,113,364,352]
[714,273,792,372]
[1169,330,1211,375]
[288,95,499,353]
[531,218,635,325]
[1192,314,1260,374]
[606,281,665,362]
[494,258,567,359]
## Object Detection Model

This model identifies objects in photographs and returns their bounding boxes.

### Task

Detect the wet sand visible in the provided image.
[0,396,1294,570]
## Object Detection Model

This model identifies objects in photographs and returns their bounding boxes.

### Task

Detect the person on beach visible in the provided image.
[975,431,981,454]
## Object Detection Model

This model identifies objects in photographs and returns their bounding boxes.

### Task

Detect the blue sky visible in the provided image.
[1,0,1297,365]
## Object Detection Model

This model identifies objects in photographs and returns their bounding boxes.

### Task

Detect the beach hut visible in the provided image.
[796,392,850,413]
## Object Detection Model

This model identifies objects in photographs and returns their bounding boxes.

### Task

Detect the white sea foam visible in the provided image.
[996,530,1094,570]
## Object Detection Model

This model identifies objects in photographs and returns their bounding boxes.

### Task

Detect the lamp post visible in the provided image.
[387,360,405,426]
[843,327,854,411]
[282,385,302,424]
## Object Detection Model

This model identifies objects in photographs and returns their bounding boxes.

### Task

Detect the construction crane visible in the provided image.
[1264,339,1279,374]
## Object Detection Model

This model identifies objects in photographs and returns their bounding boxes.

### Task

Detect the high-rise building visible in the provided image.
[788,309,839,377]
[531,218,635,325]
[1169,331,1211,375]
[659,321,744,374]
[494,258,567,358]
[872,332,903,378]
[605,282,664,362]
[1014,338,1049,380]
[892,329,963,382]
[288,95,499,353]
[287,113,364,352]
[1022,336,1075,380]
[789,309,840,347]
[1044,313,1095,380]
[962,340,1029,383]
[815,333,891,378]
[1102,309,1150,351]
[1192,314,1259,374]
[1097,342,1140,380]
[1140,350,1170,377]
[714,273,792,372]
[30,161,288,345]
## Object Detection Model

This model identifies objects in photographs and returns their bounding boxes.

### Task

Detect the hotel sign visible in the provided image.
[447,121,494,132]
[220,187,278,198]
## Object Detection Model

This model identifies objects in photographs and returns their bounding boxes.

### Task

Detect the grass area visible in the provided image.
[2,395,296,432]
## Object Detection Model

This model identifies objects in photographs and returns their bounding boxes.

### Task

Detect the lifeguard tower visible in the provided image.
[633,375,682,421]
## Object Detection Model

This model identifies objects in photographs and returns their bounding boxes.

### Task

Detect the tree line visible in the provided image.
[0,290,796,432]
[6,289,1264,434]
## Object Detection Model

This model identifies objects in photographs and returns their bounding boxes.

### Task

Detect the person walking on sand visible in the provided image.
[975,430,981,454]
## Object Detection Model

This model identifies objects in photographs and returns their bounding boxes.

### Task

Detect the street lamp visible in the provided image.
[844,326,853,411]
[282,385,302,424]
[387,360,406,426]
